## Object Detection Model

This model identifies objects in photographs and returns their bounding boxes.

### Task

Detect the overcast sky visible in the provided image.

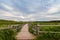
[0,0,60,21]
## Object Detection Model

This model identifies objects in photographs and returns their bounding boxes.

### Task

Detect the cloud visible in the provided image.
[0,0,60,21]
[1,11,14,17]
[0,10,25,20]
[47,4,60,14]
[1,3,14,11]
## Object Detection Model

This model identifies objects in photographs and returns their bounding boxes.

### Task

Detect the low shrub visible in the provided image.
[35,33,60,40]
[0,29,16,40]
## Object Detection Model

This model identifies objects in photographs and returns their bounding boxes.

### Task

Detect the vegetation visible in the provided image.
[0,29,16,40]
[0,19,60,40]
[0,25,22,40]
[29,21,60,40]
[40,26,60,32]
[29,21,60,25]
[35,33,60,40]
[0,19,24,40]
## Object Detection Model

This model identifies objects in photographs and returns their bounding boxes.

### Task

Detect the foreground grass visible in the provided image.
[35,33,60,40]
[0,20,24,40]
[0,24,22,40]
[0,29,16,40]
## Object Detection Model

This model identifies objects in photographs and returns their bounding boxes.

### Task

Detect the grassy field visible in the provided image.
[0,20,24,27]
[0,19,24,40]
[29,21,60,40]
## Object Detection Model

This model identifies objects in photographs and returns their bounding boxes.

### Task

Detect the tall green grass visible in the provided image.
[0,29,16,40]
[35,33,60,40]
[40,26,60,32]
[0,24,22,40]
[0,19,24,40]
[29,22,60,40]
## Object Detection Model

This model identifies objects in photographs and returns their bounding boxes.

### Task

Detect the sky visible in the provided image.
[0,0,60,21]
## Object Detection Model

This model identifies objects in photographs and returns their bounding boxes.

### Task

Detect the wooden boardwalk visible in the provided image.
[16,24,35,40]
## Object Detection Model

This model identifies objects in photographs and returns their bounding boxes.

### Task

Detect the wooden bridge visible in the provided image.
[16,24,35,40]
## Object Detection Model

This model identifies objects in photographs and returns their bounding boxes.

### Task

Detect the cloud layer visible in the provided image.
[0,0,60,21]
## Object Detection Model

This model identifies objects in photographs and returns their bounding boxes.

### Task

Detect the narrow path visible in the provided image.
[16,24,35,40]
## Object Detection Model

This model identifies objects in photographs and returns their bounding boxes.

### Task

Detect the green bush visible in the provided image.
[29,26,34,34]
[0,29,16,40]
[35,33,60,40]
